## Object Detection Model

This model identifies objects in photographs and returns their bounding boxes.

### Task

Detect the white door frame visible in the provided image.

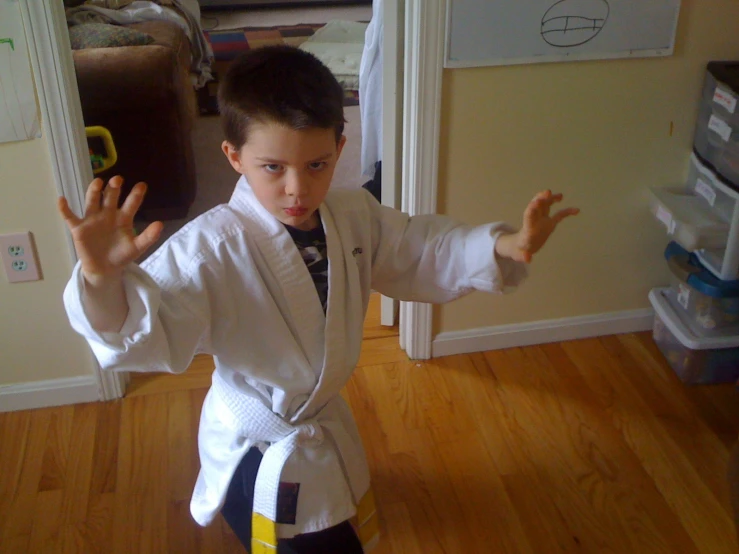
[378,0,403,328]
[20,0,126,400]
[22,0,442,399]
[399,0,445,359]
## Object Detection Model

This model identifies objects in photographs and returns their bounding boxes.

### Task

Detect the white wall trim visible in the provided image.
[379,0,403,327]
[400,0,445,359]
[20,0,125,400]
[431,309,655,358]
[0,376,100,413]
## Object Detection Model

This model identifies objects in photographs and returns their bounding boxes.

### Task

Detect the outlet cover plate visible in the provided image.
[0,232,41,283]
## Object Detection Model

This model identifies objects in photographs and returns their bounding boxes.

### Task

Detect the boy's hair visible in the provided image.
[218,45,346,149]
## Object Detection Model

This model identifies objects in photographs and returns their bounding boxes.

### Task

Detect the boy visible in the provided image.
[59,46,578,553]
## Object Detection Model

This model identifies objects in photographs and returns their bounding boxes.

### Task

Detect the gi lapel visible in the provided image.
[229,177,326,378]
[293,201,364,420]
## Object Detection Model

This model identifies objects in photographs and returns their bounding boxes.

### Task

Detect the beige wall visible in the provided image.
[0,136,96,386]
[437,0,739,334]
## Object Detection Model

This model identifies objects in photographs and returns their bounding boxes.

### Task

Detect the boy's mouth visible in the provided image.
[284,206,308,217]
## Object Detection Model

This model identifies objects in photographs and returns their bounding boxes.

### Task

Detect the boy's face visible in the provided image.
[222,122,346,231]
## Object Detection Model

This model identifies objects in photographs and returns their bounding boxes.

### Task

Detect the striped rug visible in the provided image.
[199,23,360,115]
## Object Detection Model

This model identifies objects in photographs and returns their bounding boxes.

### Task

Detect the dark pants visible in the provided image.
[361,161,382,203]
[221,447,364,554]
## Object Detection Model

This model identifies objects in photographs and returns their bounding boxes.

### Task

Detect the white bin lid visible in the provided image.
[648,287,739,349]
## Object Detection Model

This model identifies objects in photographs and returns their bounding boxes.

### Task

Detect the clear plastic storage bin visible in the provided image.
[687,150,739,220]
[648,186,729,251]
[701,62,739,125]
[679,152,739,281]
[664,242,739,333]
[650,288,739,384]
[693,62,739,185]
[694,109,739,185]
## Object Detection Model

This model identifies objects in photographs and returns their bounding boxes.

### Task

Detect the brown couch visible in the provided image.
[72,20,198,221]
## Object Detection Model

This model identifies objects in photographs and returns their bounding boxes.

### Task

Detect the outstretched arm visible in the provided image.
[58,176,162,332]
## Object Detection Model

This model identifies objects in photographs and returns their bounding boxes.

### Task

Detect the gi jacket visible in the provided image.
[64,177,527,549]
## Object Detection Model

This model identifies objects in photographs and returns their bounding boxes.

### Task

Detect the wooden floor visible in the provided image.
[1,294,738,553]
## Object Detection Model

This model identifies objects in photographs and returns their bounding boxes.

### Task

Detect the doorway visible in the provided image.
[35,0,419,398]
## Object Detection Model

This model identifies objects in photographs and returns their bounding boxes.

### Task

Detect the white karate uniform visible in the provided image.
[63,176,527,548]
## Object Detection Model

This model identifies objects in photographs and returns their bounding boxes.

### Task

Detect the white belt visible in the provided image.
[211,373,370,525]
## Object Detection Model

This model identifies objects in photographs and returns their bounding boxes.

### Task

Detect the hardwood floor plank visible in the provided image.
[612,334,734,511]
[116,394,169,496]
[562,337,736,553]
[60,402,98,525]
[167,390,199,503]
[82,492,115,554]
[539,341,702,554]
[1,408,52,544]
[380,502,427,554]
[363,292,399,341]
[357,336,408,367]
[0,410,31,532]
[110,492,169,554]
[2,321,736,552]
[405,428,478,554]
[441,352,579,552]
[27,489,63,553]
[480,346,669,554]
[37,404,75,492]
[90,399,121,495]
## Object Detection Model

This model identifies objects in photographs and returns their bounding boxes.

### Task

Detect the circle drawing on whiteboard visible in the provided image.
[541,0,610,48]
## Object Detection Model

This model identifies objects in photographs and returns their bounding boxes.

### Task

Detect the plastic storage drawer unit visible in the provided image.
[664,242,739,332]
[693,62,739,185]
[648,187,729,251]
[649,288,739,384]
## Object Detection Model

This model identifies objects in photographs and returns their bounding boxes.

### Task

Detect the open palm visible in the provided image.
[58,176,163,284]
[514,190,580,263]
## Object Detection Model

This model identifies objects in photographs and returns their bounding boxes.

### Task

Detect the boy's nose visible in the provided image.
[285,172,309,197]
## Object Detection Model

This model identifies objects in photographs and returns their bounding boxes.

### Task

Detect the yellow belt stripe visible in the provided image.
[251,487,379,550]
[252,512,278,549]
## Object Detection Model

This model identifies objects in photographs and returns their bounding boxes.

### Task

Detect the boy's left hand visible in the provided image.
[495,190,579,264]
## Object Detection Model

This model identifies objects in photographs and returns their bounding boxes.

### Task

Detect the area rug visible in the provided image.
[199,22,361,115]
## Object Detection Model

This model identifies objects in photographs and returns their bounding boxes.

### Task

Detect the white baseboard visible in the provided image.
[0,375,101,413]
[431,308,655,358]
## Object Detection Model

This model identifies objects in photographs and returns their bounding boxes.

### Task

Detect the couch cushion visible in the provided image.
[127,21,188,53]
[69,23,155,50]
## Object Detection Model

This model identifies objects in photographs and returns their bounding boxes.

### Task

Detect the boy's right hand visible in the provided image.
[58,176,163,286]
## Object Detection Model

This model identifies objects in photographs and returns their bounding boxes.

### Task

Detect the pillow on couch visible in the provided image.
[68,23,155,50]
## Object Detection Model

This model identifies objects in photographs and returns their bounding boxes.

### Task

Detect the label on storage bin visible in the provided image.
[655,205,677,234]
[677,283,691,310]
[708,114,733,141]
[695,178,717,206]
[713,87,737,114]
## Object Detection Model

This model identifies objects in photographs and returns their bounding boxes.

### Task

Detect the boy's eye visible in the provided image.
[308,161,328,171]
[263,164,283,173]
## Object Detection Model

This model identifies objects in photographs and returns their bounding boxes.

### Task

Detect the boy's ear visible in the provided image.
[222,141,245,173]
[336,135,347,161]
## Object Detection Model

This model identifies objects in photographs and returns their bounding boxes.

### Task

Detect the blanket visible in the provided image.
[66,0,214,88]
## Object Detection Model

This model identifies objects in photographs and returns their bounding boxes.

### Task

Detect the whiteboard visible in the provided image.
[445,0,682,68]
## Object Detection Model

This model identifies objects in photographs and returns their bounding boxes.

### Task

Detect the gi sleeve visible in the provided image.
[63,259,211,375]
[366,192,528,303]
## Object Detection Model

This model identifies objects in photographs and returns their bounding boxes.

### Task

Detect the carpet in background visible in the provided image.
[298,20,368,91]
[199,22,361,115]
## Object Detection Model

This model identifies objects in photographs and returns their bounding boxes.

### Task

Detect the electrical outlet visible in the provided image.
[0,232,41,283]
